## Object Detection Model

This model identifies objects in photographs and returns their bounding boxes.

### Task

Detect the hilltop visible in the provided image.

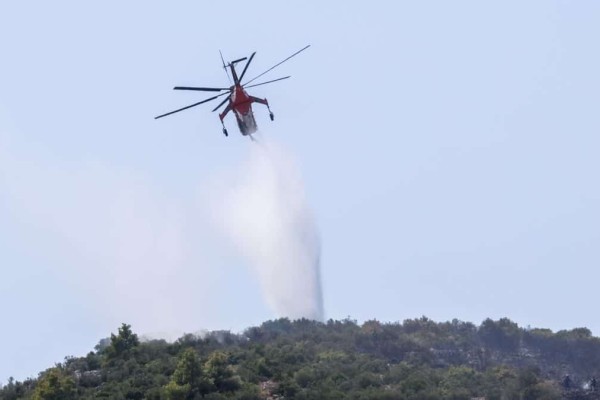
[1,317,599,399]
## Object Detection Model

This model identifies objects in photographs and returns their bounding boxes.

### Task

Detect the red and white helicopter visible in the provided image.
[155,45,310,138]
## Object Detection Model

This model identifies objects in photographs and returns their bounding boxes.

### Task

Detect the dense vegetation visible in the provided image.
[2,317,600,399]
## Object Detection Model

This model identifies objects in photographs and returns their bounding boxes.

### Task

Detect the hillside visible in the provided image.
[2,317,600,399]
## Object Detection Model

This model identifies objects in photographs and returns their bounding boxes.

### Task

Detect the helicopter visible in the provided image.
[155,45,310,138]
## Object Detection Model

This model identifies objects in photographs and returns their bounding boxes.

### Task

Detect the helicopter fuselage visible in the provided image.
[229,85,258,135]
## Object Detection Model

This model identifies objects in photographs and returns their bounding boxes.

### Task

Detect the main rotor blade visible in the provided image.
[244,45,310,86]
[173,86,228,92]
[220,50,233,85]
[212,95,231,112]
[244,76,291,89]
[238,52,256,83]
[231,57,247,65]
[155,92,228,119]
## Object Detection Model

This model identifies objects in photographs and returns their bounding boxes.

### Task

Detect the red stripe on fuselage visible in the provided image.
[231,85,253,114]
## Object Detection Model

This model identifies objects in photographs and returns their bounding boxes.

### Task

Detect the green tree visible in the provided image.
[173,349,203,388]
[166,348,212,399]
[440,366,480,399]
[204,351,241,393]
[479,318,521,351]
[522,381,561,400]
[106,323,140,359]
[164,380,191,400]
[32,368,76,400]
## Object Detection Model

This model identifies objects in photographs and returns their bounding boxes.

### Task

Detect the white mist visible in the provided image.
[218,139,324,321]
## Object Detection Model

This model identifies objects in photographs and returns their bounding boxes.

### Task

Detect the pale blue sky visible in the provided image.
[1,1,599,382]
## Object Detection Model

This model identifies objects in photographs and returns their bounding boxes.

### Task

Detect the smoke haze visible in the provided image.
[216,138,324,321]
[0,134,222,336]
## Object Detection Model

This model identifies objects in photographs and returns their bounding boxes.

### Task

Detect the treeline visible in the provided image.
[1,317,600,399]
